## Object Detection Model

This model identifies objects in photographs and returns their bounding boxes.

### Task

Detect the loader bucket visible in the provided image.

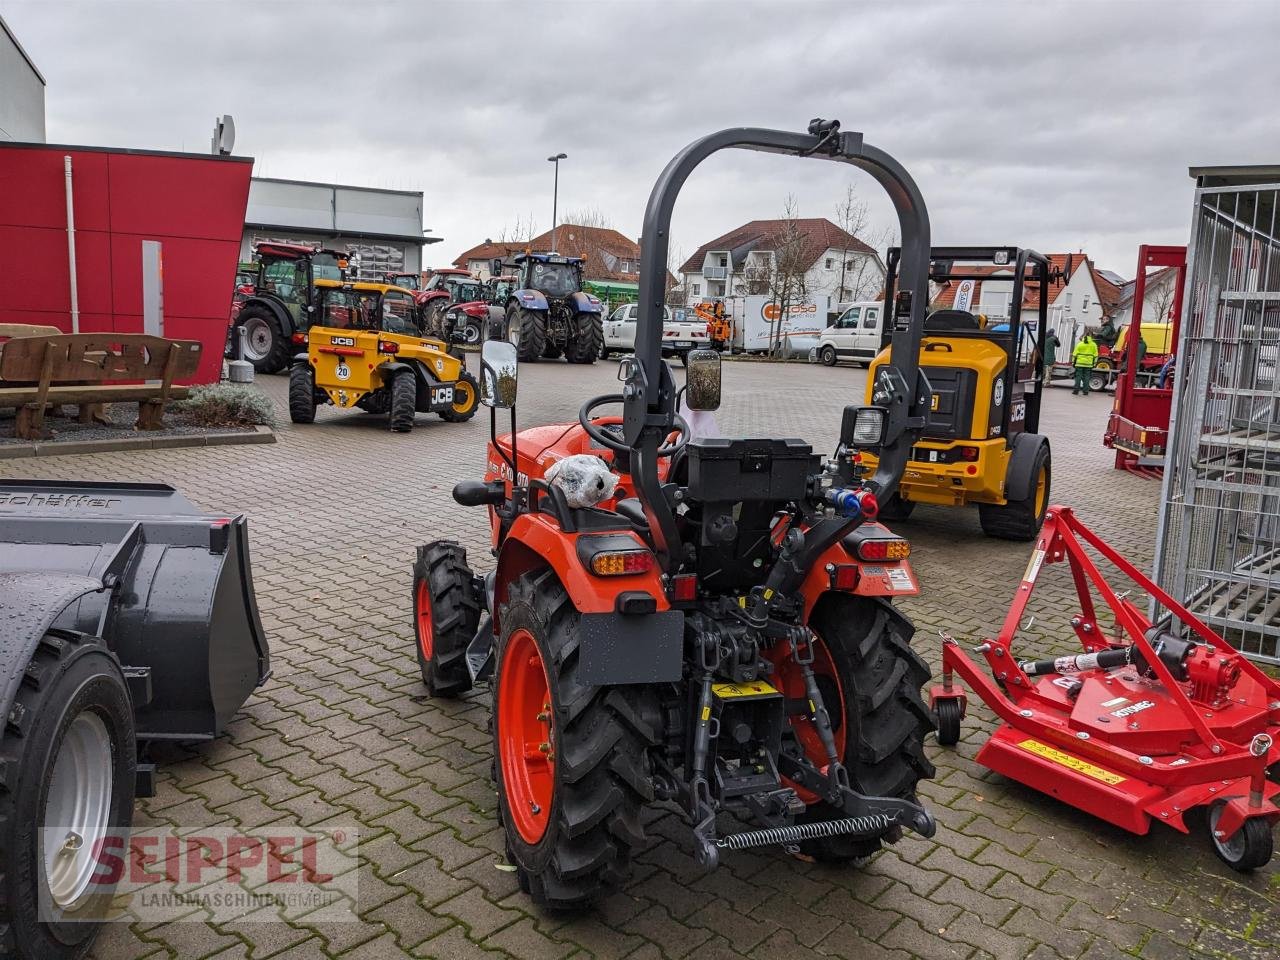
[0,480,270,741]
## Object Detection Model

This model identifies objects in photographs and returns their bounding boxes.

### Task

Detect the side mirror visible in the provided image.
[480,340,518,408]
[490,258,504,277]
[685,349,721,411]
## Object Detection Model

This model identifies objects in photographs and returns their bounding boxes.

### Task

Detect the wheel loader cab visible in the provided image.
[860,246,1054,541]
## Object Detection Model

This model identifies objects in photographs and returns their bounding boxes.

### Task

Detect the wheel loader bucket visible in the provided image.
[0,480,270,741]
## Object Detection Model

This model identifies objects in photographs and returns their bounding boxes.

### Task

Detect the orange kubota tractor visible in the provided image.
[412,120,939,907]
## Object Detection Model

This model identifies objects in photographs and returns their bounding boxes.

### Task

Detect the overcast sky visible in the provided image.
[6,0,1279,277]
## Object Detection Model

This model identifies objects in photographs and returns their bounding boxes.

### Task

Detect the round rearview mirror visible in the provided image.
[480,340,518,409]
[685,349,721,411]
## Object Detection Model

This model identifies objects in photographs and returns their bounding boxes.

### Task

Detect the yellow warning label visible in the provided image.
[700,706,711,722]
[712,681,779,700]
[1017,738,1125,785]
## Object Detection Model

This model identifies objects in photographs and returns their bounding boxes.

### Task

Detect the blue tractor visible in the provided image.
[490,253,603,363]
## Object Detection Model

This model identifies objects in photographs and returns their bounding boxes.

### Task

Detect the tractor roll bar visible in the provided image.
[629,121,933,572]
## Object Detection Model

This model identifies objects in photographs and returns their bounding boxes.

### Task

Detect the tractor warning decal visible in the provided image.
[1017,738,1125,785]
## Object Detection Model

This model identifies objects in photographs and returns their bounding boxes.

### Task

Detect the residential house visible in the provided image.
[930,253,1107,349]
[1111,265,1180,329]
[678,218,883,308]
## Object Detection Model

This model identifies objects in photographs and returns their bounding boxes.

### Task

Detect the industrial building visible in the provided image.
[0,13,46,142]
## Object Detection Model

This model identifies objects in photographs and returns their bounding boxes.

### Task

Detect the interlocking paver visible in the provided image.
[14,362,1275,959]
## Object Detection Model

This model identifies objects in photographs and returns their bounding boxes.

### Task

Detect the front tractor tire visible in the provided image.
[389,371,418,433]
[238,305,290,374]
[979,443,1051,541]
[508,305,547,362]
[0,629,137,960]
[439,371,480,423]
[495,571,658,910]
[564,312,603,364]
[288,364,317,424]
[783,595,935,863]
[412,542,480,698]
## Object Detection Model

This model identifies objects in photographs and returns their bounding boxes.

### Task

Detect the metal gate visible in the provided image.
[1154,167,1280,663]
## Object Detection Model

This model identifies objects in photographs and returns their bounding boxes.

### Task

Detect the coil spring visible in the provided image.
[715,814,893,850]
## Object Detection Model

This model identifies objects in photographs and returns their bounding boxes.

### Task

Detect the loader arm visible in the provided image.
[630,122,932,572]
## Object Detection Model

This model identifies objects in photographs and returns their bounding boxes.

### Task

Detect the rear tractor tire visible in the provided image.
[785,595,935,863]
[288,364,317,424]
[412,542,480,698]
[979,443,1051,541]
[389,371,417,433]
[564,312,603,364]
[0,629,137,960]
[494,570,658,910]
[508,305,546,362]
[439,371,480,423]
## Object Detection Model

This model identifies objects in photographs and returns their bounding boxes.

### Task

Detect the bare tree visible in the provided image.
[561,207,615,230]
[833,183,890,304]
[495,213,539,244]
[665,242,687,307]
[767,195,810,357]
[1145,270,1176,323]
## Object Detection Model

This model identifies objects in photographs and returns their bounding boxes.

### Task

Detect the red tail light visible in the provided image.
[855,538,911,561]
[378,340,399,354]
[960,447,980,461]
[830,565,860,590]
[671,574,697,602]
[291,332,306,345]
[589,550,654,576]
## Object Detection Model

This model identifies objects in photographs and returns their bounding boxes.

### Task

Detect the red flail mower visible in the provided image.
[931,505,1280,870]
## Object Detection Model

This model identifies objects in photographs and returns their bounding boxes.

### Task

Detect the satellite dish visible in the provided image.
[211,115,236,156]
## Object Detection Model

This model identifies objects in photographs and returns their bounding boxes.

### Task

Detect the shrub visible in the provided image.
[173,384,275,428]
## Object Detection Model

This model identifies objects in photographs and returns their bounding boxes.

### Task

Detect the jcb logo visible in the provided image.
[1011,401,1026,422]
[330,336,355,346]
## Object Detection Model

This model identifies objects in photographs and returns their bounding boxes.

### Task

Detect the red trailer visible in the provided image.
[0,142,254,385]
[1103,245,1187,470]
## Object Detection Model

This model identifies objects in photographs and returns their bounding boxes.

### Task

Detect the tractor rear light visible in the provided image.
[378,340,399,354]
[965,464,978,475]
[856,538,911,562]
[960,446,979,461]
[671,574,697,602]
[589,550,654,577]
[291,332,307,345]
[830,564,860,590]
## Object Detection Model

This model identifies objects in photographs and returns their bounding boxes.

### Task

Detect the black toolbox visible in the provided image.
[686,438,819,502]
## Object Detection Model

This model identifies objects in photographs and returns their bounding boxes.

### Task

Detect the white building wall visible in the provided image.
[1113,272,1179,328]
[1048,266,1103,348]
[0,16,46,142]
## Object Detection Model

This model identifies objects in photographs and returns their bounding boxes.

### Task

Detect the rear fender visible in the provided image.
[568,291,603,314]
[799,528,919,618]
[513,289,548,311]
[242,295,294,335]
[1006,433,1049,501]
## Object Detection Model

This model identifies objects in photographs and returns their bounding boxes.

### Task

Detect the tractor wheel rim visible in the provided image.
[43,710,113,910]
[767,634,845,805]
[453,379,476,415]
[464,324,481,344]
[415,579,434,660]
[1034,463,1048,515]
[242,318,271,361]
[1210,804,1246,861]
[498,628,555,844]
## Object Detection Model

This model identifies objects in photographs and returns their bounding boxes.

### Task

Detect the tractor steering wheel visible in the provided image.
[579,394,689,458]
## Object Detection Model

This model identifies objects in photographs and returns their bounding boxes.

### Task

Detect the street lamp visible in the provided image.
[547,153,567,252]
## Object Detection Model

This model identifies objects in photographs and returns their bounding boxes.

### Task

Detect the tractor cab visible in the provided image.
[490,253,603,362]
[233,243,349,372]
[513,253,583,297]
[861,246,1057,540]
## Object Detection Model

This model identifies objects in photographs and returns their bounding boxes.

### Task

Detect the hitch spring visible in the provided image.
[715,813,893,850]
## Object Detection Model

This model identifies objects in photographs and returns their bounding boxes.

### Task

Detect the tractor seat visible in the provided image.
[924,309,979,331]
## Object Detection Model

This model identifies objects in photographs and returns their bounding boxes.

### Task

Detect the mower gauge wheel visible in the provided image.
[1208,803,1274,872]
[579,393,689,457]
[934,699,962,746]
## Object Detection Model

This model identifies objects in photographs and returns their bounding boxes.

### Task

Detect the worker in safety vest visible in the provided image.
[1071,333,1098,395]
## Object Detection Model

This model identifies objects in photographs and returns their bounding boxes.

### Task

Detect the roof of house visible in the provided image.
[453,224,645,283]
[679,218,875,275]
[931,253,1093,312]
[1116,265,1180,311]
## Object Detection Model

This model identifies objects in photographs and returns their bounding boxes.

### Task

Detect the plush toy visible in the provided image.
[545,454,619,508]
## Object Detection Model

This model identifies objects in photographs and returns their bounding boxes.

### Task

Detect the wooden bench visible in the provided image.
[0,333,202,439]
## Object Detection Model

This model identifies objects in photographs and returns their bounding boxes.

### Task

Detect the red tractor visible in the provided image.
[412,120,939,907]
[418,268,480,338]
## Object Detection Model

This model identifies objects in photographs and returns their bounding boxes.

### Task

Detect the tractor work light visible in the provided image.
[849,407,887,447]
[378,340,399,354]
[589,550,655,577]
[855,538,911,562]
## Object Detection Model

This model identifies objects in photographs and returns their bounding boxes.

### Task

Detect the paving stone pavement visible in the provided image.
[6,358,1277,960]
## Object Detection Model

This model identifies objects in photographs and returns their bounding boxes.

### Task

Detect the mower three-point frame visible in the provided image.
[931,506,1280,871]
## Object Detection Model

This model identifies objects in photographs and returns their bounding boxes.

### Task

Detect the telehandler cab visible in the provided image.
[862,247,1057,540]
[413,120,939,908]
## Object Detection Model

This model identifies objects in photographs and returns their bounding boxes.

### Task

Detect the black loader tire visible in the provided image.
[239,304,290,374]
[389,371,417,433]
[797,595,935,863]
[288,364,316,424]
[564,312,603,364]
[0,629,136,960]
[439,371,480,423]
[877,494,915,523]
[979,444,1051,541]
[495,570,658,910]
[509,305,546,362]
[412,542,479,697]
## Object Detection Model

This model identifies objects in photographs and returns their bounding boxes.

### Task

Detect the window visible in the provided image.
[838,307,860,328]
[825,258,834,270]
[692,283,701,296]
[263,260,305,302]
[621,260,631,273]
[718,256,727,267]
[1083,295,1090,311]
[862,308,879,329]
[845,259,856,270]
[609,306,627,322]
[1065,293,1073,312]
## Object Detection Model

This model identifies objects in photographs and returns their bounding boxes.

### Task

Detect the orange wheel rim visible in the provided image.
[498,628,555,843]
[1034,464,1048,515]
[766,634,846,805]
[415,579,434,660]
[453,380,476,414]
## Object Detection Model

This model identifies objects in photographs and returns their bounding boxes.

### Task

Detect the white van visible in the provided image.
[815,300,885,367]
